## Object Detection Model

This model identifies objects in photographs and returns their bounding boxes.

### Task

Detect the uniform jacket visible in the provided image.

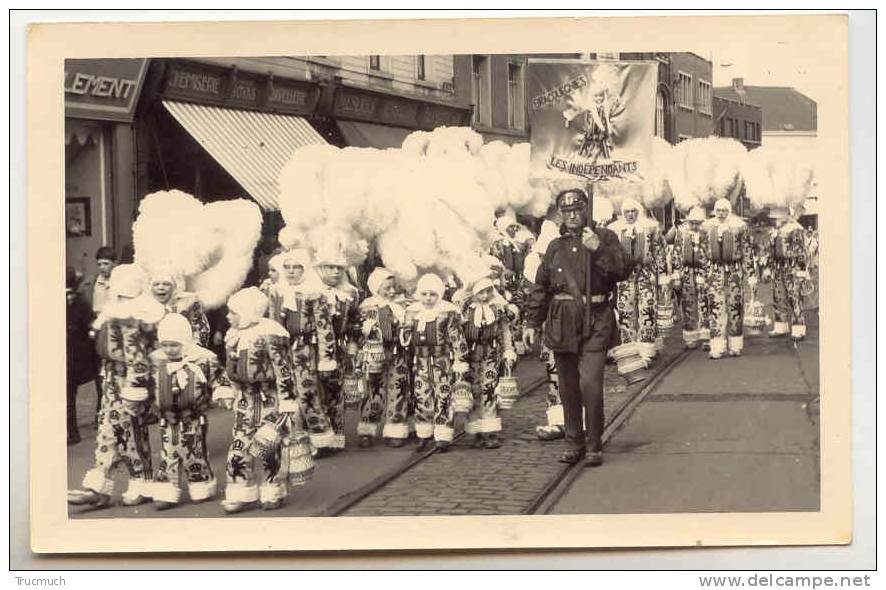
[526,223,632,353]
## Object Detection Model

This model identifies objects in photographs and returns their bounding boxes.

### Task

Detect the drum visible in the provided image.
[495,365,520,410]
[451,380,474,414]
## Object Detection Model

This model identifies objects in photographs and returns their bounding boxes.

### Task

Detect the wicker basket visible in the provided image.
[451,380,474,414]
[285,432,315,487]
[343,373,364,408]
[362,324,387,374]
[495,365,520,410]
[248,416,285,461]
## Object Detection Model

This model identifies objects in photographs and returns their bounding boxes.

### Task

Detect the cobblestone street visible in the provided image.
[343,328,686,516]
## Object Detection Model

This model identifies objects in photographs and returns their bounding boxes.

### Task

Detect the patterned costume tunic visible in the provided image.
[160,292,211,347]
[150,345,233,504]
[764,220,810,338]
[401,301,469,443]
[667,224,712,347]
[459,298,514,435]
[270,281,336,450]
[699,215,758,356]
[608,216,668,362]
[357,296,410,439]
[80,297,164,500]
[217,318,303,505]
[315,283,362,449]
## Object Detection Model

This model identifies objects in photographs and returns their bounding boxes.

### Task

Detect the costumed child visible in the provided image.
[699,198,758,358]
[272,247,337,453]
[524,219,568,440]
[68,264,164,508]
[313,243,363,452]
[666,206,712,349]
[215,287,309,513]
[764,206,810,341]
[147,270,211,347]
[150,313,232,510]
[607,198,668,374]
[356,268,410,448]
[459,277,517,449]
[400,273,470,452]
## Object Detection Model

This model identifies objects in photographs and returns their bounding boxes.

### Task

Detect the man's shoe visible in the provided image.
[483,433,502,449]
[384,437,405,448]
[585,451,604,467]
[221,499,258,514]
[67,489,111,507]
[415,438,432,452]
[358,435,373,448]
[536,425,565,441]
[435,440,451,453]
[471,434,485,448]
[155,501,179,511]
[558,447,586,465]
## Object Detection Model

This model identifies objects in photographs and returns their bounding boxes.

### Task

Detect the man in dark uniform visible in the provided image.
[523,189,632,466]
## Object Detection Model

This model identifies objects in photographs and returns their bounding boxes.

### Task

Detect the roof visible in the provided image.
[713,86,816,132]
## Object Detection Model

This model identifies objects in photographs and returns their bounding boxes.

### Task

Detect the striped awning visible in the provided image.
[162,100,327,211]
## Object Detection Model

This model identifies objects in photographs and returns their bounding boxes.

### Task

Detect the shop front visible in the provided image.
[331,83,472,149]
[65,58,148,278]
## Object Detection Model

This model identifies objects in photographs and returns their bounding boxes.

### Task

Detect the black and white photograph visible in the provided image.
[23,13,857,556]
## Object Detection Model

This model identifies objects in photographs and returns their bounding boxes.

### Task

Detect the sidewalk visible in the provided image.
[551,312,820,514]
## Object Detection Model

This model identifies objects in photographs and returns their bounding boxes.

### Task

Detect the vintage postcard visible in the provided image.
[28,13,850,553]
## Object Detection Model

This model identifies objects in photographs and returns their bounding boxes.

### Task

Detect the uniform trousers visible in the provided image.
[553,344,606,453]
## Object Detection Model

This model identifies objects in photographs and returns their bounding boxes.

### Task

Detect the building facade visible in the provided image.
[64,59,149,277]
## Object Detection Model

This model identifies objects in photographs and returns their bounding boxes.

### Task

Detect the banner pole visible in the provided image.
[586,182,595,330]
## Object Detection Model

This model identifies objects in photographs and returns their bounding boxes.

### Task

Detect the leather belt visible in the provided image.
[553,293,607,304]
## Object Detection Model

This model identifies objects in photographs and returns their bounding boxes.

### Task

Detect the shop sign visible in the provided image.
[64,58,149,122]
[335,86,469,130]
[162,61,318,115]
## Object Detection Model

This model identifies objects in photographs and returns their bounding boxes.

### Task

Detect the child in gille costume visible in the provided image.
[400,273,470,452]
[356,268,409,447]
[313,243,363,452]
[68,264,164,508]
[459,277,517,449]
[216,287,311,513]
[147,269,211,347]
[149,313,233,510]
[271,247,338,453]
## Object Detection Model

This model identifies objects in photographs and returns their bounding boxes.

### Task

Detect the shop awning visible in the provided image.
[337,120,412,149]
[163,100,328,211]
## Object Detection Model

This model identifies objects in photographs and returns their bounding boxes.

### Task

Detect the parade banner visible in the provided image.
[527,60,657,184]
